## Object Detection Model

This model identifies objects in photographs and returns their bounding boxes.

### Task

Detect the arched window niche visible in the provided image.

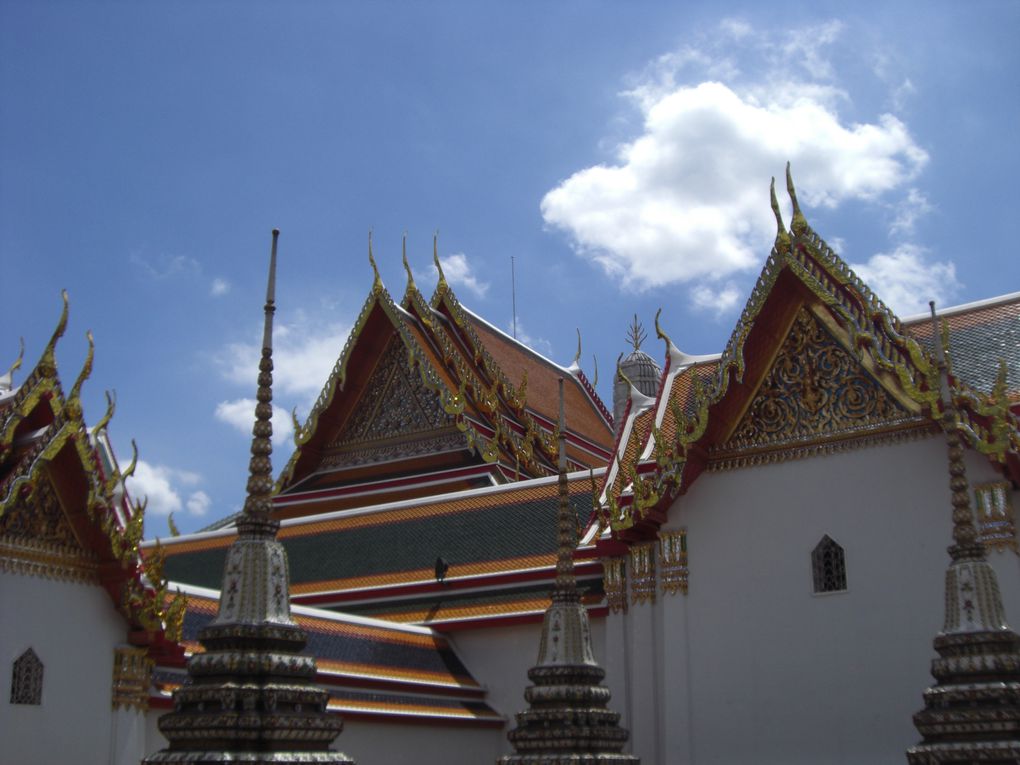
[811,535,847,594]
[10,648,43,705]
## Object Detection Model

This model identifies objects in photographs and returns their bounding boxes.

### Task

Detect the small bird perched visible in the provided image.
[435,556,450,585]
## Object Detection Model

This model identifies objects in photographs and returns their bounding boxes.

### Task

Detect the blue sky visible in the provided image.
[2,2,1017,536]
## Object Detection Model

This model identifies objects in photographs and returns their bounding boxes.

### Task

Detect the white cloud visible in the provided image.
[185,490,211,517]
[541,19,936,313]
[127,460,207,517]
[210,278,231,296]
[218,316,349,401]
[691,283,741,317]
[214,398,295,445]
[130,253,201,280]
[440,253,489,298]
[850,244,960,316]
[889,188,933,237]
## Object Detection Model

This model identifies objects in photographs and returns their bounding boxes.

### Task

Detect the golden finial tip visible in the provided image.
[786,162,807,235]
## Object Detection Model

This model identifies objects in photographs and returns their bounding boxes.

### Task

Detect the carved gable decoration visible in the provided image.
[327,338,454,450]
[717,308,915,460]
[0,475,98,582]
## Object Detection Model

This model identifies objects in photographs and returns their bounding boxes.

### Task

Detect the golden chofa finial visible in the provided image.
[626,314,646,352]
[402,232,417,292]
[770,176,792,254]
[433,231,448,294]
[654,307,676,355]
[39,290,70,378]
[368,230,383,292]
[0,337,25,392]
[65,330,95,419]
[91,390,116,439]
[786,162,808,236]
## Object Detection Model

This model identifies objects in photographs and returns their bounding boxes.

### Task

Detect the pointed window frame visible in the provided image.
[811,535,847,595]
[10,648,43,705]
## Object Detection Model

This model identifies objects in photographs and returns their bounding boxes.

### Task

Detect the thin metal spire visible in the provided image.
[511,256,517,340]
[241,228,278,523]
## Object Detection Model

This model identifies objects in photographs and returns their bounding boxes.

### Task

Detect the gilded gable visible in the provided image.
[713,308,921,465]
[321,338,461,469]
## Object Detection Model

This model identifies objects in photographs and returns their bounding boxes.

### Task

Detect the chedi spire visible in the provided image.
[906,302,1020,763]
[498,379,638,764]
[145,230,354,764]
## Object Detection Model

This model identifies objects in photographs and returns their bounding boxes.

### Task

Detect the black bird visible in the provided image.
[435,556,450,585]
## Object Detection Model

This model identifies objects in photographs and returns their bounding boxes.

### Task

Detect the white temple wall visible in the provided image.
[0,572,125,765]
[647,435,1019,765]
[450,616,608,756]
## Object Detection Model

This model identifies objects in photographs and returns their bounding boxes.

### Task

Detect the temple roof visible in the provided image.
[271,253,613,520]
[596,171,1020,540]
[153,584,502,726]
[1,294,185,660]
[151,469,606,628]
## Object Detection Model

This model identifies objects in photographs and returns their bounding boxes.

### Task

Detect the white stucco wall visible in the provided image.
[633,435,1020,765]
[0,572,126,765]
[451,616,611,758]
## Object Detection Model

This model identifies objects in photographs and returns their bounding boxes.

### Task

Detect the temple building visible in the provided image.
[3,170,1018,763]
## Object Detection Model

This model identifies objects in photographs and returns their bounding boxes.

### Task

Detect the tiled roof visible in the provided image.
[155,586,501,724]
[346,579,605,626]
[155,471,602,620]
[902,293,1020,400]
[462,310,613,456]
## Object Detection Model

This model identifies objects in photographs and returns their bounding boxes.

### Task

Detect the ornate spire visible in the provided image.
[626,314,646,352]
[38,290,69,378]
[906,302,1020,763]
[498,379,637,764]
[146,230,353,765]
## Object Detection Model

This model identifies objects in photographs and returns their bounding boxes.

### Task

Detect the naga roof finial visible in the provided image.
[402,231,416,292]
[626,314,646,352]
[0,337,25,392]
[241,229,280,524]
[771,176,792,254]
[39,290,70,378]
[433,230,447,294]
[786,162,808,236]
[91,390,116,439]
[66,330,95,419]
[573,329,582,367]
[368,230,382,292]
[592,354,599,387]
[654,307,678,357]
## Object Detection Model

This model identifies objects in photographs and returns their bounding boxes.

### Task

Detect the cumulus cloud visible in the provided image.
[127,460,208,517]
[217,315,349,401]
[185,490,212,517]
[889,188,933,237]
[214,398,295,445]
[440,253,489,298]
[691,282,741,318]
[851,244,960,316]
[541,18,944,311]
[130,253,201,281]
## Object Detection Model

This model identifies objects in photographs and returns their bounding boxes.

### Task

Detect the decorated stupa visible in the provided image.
[145,230,353,764]
[906,303,1020,763]
[499,378,638,764]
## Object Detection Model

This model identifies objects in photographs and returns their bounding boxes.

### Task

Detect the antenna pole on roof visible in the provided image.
[511,256,518,340]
